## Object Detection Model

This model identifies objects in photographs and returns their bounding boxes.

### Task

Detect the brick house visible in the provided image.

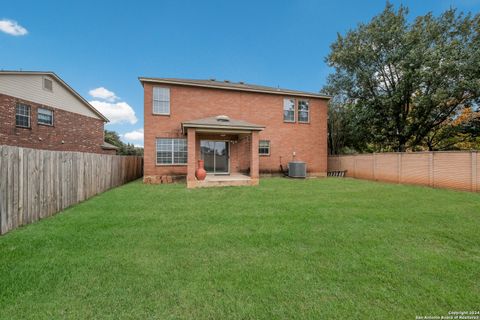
[140,78,330,188]
[0,71,116,154]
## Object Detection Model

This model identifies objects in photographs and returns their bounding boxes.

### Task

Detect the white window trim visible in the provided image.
[15,103,31,128]
[43,76,53,92]
[283,98,296,123]
[298,99,310,123]
[156,138,187,166]
[37,107,54,126]
[152,87,170,115]
[259,140,270,156]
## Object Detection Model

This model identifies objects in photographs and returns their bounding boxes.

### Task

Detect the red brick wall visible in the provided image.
[0,93,108,154]
[143,83,328,178]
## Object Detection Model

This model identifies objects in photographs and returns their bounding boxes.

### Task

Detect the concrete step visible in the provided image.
[195,179,253,188]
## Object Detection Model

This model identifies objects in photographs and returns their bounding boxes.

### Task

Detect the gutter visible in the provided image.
[138,77,332,100]
[182,123,265,134]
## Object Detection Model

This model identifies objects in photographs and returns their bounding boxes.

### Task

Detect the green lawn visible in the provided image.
[0,178,479,319]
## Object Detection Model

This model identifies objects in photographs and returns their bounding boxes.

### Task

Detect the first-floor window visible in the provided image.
[259,140,270,155]
[298,100,309,123]
[38,108,54,126]
[16,103,31,128]
[156,138,187,164]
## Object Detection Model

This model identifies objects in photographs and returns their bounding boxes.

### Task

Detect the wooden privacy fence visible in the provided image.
[328,151,479,192]
[0,145,143,235]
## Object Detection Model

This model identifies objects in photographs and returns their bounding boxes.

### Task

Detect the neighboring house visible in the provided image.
[0,71,116,154]
[140,77,330,188]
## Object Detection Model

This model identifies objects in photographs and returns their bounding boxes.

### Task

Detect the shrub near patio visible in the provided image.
[0,178,479,319]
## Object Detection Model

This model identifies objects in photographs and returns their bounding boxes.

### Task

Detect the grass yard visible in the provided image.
[0,178,479,319]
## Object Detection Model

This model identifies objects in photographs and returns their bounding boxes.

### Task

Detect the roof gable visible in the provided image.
[0,71,108,122]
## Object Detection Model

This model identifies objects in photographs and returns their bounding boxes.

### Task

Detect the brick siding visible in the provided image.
[143,83,328,181]
[0,93,109,154]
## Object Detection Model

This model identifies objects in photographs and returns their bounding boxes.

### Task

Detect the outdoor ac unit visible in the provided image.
[288,161,306,178]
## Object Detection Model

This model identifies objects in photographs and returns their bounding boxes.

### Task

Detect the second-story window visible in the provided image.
[298,100,309,123]
[153,87,170,115]
[283,98,295,122]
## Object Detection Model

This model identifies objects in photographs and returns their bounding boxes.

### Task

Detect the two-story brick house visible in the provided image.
[0,71,116,154]
[140,78,330,188]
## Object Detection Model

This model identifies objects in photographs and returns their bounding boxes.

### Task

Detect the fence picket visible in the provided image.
[328,151,478,192]
[0,146,143,235]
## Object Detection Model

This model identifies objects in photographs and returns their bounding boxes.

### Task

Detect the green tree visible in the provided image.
[324,87,372,154]
[324,3,480,152]
[104,130,144,156]
[423,106,480,150]
[104,130,123,149]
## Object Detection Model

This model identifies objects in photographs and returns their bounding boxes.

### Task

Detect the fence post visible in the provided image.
[354,155,357,179]
[373,153,376,181]
[0,146,5,235]
[0,146,144,236]
[429,152,434,188]
[397,153,401,184]
[472,151,477,193]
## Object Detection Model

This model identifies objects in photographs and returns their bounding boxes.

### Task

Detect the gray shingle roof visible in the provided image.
[101,141,119,150]
[138,77,331,99]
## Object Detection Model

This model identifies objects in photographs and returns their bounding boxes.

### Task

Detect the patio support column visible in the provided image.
[187,128,197,188]
[250,131,259,185]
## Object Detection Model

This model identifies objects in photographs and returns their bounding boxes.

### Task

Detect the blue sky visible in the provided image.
[1,0,479,147]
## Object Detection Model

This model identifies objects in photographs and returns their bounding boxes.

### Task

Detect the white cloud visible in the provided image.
[88,86,137,124]
[89,87,118,102]
[0,19,28,36]
[89,100,137,124]
[123,129,144,141]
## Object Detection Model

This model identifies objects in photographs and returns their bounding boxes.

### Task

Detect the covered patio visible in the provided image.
[182,115,264,188]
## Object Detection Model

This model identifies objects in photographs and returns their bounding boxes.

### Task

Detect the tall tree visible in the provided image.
[324,3,480,152]
[104,130,144,156]
[423,106,480,150]
[104,130,123,148]
[324,86,372,154]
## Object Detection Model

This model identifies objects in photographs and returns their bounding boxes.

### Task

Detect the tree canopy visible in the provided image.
[104,130,143,156]
[324,3,480,154]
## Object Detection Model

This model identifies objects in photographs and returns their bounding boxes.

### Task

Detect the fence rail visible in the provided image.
[328,151,479,192]
[0,145,143,235]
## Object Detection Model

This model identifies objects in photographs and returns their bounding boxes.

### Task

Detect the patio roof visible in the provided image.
[182,115,265,133]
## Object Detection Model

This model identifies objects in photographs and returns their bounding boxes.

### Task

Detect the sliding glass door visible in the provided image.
[200,140,229,174]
